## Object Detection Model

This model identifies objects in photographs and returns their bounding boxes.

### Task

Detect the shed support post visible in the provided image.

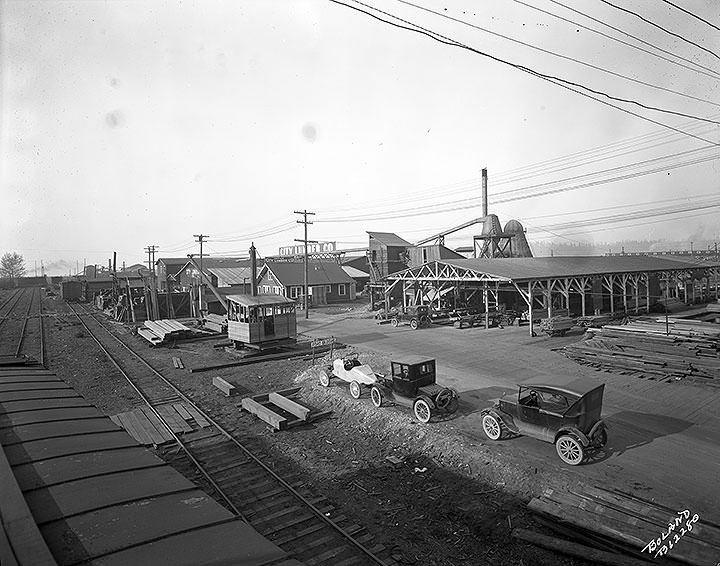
[621,274,628,313]
[634,275,639,313]
[547,279,552,319]
[484,283,489,329]
[609,276,615,314]
[645,273,650,313]
[528,282,534,337]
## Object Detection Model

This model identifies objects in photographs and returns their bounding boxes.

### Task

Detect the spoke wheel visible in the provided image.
[410,319,419,330]
[349,380,361,399]
[482,414,502,440]
[414,399,432,423]
[370,386,383,408]
[556,435,585,465]
[391,318,399,327]
[318,371,330,387]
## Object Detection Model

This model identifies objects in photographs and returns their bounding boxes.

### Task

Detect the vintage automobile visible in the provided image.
[370,356,459,423]
[480,378,607,465]
[318,354,379,399]
[390,305,431,330]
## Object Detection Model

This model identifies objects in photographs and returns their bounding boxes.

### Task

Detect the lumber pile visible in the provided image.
[527,485,720,566]
[577,314,613,328]
[562,318,720,383]
[203,313,227,333]
[540,315,574,336]
[138,319,193,345]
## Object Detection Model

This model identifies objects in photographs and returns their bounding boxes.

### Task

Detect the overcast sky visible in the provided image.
[2,0,718,275]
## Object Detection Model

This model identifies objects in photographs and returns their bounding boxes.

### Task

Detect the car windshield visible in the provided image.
[519,388,570,412]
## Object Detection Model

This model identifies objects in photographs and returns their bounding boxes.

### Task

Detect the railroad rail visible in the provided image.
[67,302,395,566]
[0,288,45,364]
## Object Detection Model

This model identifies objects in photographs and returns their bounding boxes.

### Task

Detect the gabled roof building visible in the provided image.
[258,261,356,305]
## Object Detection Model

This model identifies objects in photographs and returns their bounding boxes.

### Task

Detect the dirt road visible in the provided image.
[299,312,720,521]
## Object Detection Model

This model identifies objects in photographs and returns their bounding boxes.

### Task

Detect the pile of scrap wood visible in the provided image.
[539,315,574,336]
[137,319,193,345]
[562,319,720,382]
[525,485,720,566]
[203,313,227,333]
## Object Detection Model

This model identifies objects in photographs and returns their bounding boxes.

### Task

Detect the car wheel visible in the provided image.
[391,318,399,327]
[596,428,608,448]
[410,319,419,330]
[349,380,361,399]
[318,371,330,387]
[413,399,432,423]
[556,435,585,465]
[370,386,383,408]
[482,414,503,441]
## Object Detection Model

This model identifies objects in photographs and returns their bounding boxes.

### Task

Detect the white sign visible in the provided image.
[279,242,336,256]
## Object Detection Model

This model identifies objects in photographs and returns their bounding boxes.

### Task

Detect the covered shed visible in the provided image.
[226,293,297,348]
[382,255,720,335]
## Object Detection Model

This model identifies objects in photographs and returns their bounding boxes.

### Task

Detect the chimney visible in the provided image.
[481,168,488,217]
[250,242,258,296]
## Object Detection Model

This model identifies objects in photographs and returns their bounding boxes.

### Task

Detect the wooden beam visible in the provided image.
[212,376,237,397]
[241,398,287,430]
[268,392,310,421]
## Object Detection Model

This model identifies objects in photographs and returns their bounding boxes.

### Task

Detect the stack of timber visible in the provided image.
[527,485,720,566]
[137,319,193,345]
[540,315,574,336]
[203,312,227,333]
[241,387,330,431]
[577,314,613,328]
[562,319,720,383]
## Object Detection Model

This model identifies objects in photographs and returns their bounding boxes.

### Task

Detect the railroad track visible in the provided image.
[67,303,396,566]
[0,287,44,363]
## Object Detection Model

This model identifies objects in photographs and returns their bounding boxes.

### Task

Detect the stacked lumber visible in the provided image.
[138,319,193,345]
[203,313,227,333]
[528,486,720,566]
[577,314,613,328]
[562,319,720,382]
[540,316,574,336]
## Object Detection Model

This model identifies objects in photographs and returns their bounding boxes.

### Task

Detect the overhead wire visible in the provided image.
[511,0,720,81]
[661,0,720,33]
[598,0,720,62]
[393,0,720,110]
[328,0,720,146]
[547,0,720,78]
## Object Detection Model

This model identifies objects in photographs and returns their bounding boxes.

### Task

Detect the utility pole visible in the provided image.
[193,234,208,315]
[294,211,316,319]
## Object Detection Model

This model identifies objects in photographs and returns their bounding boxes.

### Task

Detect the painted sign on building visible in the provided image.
[279,242,336,256]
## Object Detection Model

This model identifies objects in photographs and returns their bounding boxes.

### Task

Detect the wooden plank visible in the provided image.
[212,376,237,397]
[130,410,170,445]
[172,403,193,421]
[139,406,175,443]
[241,398,287,430]
[116,412,153,445]
[269,392,310,421]
[108,414,121,427]
[182,403,211,428]
[155,404,193,433]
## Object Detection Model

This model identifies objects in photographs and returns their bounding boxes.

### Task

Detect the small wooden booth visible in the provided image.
[226,293,297,349]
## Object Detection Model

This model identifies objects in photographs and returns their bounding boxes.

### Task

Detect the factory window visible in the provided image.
[338,284,346,296]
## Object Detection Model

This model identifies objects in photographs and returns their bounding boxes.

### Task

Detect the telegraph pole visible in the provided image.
[193,234,208,315]
[294,211,316,319]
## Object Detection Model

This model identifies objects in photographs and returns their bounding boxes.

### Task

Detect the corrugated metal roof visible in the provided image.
[367,232,412,247]
[439,255,719,282]
[264,261,355,286]
[208,266,254,285]
[226,293,295,306]
[342,265,370,279]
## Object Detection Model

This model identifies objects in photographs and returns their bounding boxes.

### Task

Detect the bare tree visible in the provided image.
[0,252,27,280]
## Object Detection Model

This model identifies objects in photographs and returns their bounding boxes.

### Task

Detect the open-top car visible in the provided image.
[318,354,379,399]
[370,357,459,423]
[480,378,607,465]
[390,305,431,330]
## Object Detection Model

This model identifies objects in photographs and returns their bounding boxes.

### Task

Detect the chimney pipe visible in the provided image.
[250,243,258,296]
[481,168,488,217]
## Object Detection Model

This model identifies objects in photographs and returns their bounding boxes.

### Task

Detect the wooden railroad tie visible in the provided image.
[241,387,329,431]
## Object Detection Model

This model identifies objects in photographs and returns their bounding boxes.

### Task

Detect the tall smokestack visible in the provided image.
[482,168,488,217]
[250,242,258,296]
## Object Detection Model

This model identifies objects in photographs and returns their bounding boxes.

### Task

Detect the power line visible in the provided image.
[598,0,720,62]
[512,0,720,81]
[328,0,720,145]
[393,0,720,110]
[547,0,720,79]
[661,0,720,33]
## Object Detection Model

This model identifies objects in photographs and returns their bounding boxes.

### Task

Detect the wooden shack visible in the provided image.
[226,293,297,348]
